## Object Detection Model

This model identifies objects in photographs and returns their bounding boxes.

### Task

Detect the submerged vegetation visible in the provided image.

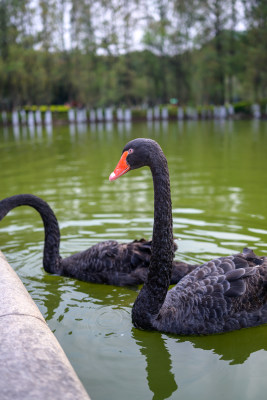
[0,0,267,109]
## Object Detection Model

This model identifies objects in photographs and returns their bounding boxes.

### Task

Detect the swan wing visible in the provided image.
[156,249,267,335]
[62,239,152,285]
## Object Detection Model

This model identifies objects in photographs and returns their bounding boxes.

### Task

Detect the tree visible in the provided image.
[0,0,35,108]
[194,0,231,104]
[242,0,267,99]
[0,0,266,108]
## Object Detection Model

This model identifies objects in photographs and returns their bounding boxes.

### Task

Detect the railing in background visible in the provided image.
[1,102,266,127]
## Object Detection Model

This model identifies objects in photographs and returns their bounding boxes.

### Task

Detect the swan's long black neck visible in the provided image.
[132,148,174,329]
[0,194,62,274]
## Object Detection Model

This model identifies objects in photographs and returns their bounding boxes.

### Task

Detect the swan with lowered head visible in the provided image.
[0,194,197,286]
[109,138,267,334]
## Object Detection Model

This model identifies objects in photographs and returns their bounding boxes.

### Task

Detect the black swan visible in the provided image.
[0,194,197,286]
[109,138,267,334]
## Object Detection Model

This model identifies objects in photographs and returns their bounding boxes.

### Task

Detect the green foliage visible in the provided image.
[233,101,252,115]
[24,105,70,113]
[0,0,267,109]
[166,106,178,118]
[131,109,147,119]
[259,99,267,114]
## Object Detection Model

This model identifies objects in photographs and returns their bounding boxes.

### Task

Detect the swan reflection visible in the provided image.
[178,324,267,365]
[133,321,267,400]
[133,328,178,400]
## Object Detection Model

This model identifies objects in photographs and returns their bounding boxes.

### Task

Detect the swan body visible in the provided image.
[110,138,267,334]
[0,194,196,286]
[153,249,267,335]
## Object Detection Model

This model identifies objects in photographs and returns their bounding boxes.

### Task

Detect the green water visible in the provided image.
[1,120,267,400]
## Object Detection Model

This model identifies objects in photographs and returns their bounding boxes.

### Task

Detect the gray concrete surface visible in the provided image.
[0,251,90,400]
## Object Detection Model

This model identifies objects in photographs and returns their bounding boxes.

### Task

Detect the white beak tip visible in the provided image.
[109,172,116,181]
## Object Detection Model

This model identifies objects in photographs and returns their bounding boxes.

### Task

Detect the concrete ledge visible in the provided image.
[0,251,90,400]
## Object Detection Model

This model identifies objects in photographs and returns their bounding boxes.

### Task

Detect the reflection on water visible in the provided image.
[179,325,267,365]
[133,329,178,400]
[1,120,267,400]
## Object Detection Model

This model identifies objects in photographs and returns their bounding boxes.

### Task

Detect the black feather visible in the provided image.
[0,194,198,287]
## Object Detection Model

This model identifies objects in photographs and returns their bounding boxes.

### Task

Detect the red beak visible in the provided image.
[109,151,130,181]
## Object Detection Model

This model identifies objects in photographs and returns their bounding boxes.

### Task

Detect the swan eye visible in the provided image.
[128,148,133,154]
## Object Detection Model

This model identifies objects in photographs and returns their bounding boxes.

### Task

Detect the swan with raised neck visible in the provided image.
[110,138,267,335]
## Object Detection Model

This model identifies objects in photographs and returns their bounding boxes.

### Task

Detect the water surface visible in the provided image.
[1,120,267,399]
